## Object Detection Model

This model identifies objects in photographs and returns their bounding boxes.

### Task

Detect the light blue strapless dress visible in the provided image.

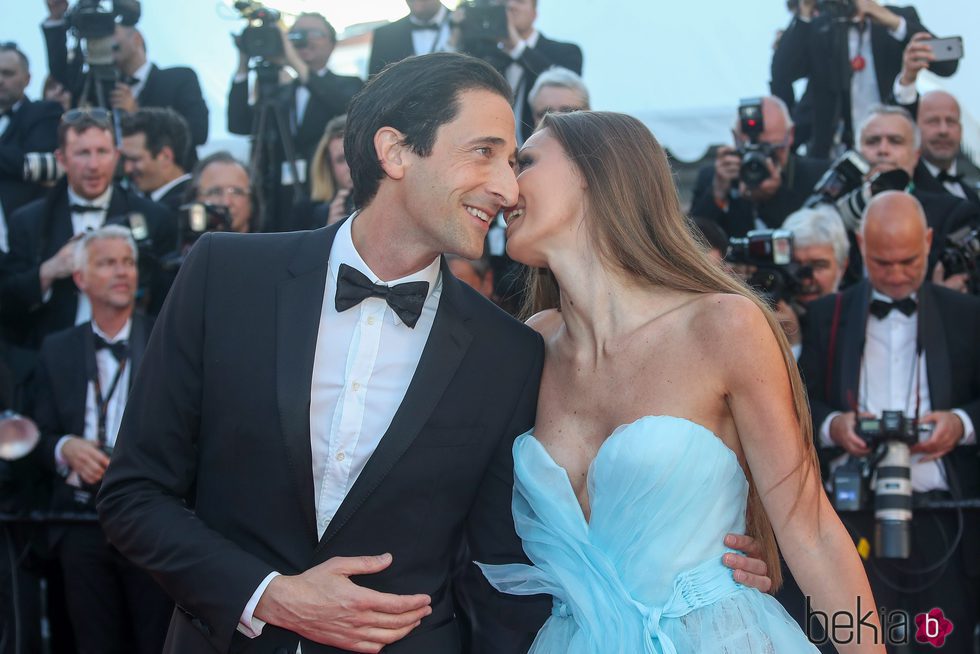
[479,416,819,654]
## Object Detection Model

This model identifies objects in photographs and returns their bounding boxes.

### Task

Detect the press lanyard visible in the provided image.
[93,355,127,447]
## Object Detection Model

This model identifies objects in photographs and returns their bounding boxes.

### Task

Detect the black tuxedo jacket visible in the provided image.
[509,35,583,143]
[0,99,63,218]
[689,153,829,237]
[913,160,980,207]
[0,180,175,348]
[799,280,980,570]
[97,223,549,653]
[155,177,192,215]
[42,23,209,147]
[368,8,451,77]
[32,315,151,530]
[771,6,957,158]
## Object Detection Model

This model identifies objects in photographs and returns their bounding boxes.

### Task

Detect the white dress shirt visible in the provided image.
[127,60,153,100]
[506,30,540,140]
[239,216,443,639]
[294,66,329,132]
[61,186,112,325]
[922,160,967,200]
[150,173,192,203]
[409,5,452,57]
[54,319,133,471]
[819,290,977,491]
[848,17,907,138]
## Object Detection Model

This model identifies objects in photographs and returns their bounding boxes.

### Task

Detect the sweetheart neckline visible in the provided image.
[522,415,747,527]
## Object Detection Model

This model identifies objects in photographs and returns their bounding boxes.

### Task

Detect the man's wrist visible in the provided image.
[239,571,282,638]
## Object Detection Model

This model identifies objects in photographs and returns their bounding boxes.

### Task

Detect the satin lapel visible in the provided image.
[277,225,337,545]
[317,262,473,550]
[836,282,870,411]
[919,284,952,410]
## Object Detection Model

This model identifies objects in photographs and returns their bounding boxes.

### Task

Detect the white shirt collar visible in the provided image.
[131,60,152,84]
[68,185,113,211]
[922,159,958,179]
[150,173,192,202]
[525,30,540,48]
[92,317,132,344]
[329,214,441,325]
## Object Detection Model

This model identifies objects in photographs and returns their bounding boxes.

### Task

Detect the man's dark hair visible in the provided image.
[0,43,29,72]
[296,13,336,43]
[120,107,193,171]
[345,52,512,208]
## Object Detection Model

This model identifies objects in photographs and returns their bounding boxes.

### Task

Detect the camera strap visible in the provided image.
[92,358,127,448]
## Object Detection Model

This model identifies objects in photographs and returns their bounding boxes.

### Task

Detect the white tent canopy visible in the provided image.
[10,1,980,164]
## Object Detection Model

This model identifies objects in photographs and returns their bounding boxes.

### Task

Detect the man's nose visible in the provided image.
[489,162,519,209]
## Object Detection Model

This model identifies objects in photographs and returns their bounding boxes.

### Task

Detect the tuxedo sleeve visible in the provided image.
[519,41,582,77]
[97,234,275,653]
[799,296,835,439]
[770,17,812,110]
[0,206,44,314]
[0,103,62,180]
[460,335,549,647]
[169,68,210,147]
[896,6,959,78]
[31,342,69,476]
[227,79,253,137]
[41,21,82,98]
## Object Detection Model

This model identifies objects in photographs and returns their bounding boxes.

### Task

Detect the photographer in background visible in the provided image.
[368,0,455,76]
[228,12,362,231]
[185,151,256,236]
[771,0,956,159]
[799,191,980,653]
[42,0,210,148]
[690,96,828,238]
[910,91,979,206]
[0,43,63,253]
[119,107,193,213]
[0,109,174,349]
[31,225,171,654]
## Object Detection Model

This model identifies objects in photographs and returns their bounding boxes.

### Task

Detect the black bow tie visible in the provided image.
[70,204,107,214]
[335,263,429,328]
[122,75,140,86]
[93,334,129,362]
[936,170,962,184]
[869,297,917,320]
[411,22,440,31]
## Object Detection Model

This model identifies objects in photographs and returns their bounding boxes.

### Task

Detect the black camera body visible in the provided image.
[939,224,980,294]
[235,0,283,60]
[161,203,232,272]
[857,411,927,448]
[727,229,813,305]
[736,98,776,189]
[817,0,858,19]
[805,150,870,208]
[65,0,141,40]
[458,0,508,45]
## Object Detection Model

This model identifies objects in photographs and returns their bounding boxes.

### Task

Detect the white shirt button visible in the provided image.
[367,316,376,326]
[336,451,346,462]
[352,382,361,392]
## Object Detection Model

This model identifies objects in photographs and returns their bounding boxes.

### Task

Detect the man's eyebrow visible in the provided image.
[463,136,509,148]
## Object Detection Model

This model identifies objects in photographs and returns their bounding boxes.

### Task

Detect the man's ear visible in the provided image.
[72,269,85,294]
[925,227,933,252]
[375,127,408,181]
[158,145,175,166]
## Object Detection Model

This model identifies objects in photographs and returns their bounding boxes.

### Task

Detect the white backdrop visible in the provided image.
[7,1,979,162]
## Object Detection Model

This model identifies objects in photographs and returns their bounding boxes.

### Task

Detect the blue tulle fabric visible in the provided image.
[479,416,819,653]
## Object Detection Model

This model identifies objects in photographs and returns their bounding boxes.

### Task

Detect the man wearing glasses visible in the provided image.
[0,109,174,349]
[228,13,362,232]
[690,95,830,238]
[186,151,256,235]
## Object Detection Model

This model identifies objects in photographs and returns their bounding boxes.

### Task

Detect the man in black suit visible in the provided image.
[42,0,209,147]
[690,96,829,238]
[771,1,956,159]
[911,91,979,206]
[228,13,362,231]
[0,110,175,349]
[97,53,770,654]
[119,108,193,214]
[0,44,62,249]
[368,0,455,77]
[800,191,980,653]
[32,225,171,654]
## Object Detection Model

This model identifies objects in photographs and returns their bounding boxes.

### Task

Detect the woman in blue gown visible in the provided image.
[480,111,884,654]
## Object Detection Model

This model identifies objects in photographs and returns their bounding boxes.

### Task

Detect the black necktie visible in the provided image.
[335,263,429,328]
[869,297,917,320]
[93,334,129,362]
[70,204,106,214]
[936,170,962,185]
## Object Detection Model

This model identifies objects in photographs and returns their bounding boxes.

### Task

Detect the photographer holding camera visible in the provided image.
[771,0,957,159]
[800,191,980,652]
[30,225,171,654]
[228,11,362,232]
[690,96,829,238]
[368,1,455,76]
[42,0,210,148]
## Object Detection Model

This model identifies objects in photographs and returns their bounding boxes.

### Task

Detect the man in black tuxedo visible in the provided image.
[42,0,209,147]
[228,13,362,232]
[0,44,62,247]
[32,225,171,654]
[119,108,193,214]
[771,0,956,159]
[690,96,829,238]
[800,191,980,653]
[0,110,175,349]
[97,53,771,654]
[368,0,455,77]
[910,91,979,206]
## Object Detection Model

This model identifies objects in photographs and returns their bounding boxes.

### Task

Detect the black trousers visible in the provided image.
[778,508,980,653]
[57,524,172,654]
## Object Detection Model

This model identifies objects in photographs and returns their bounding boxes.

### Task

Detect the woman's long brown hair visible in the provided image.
[522,111,821,591]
